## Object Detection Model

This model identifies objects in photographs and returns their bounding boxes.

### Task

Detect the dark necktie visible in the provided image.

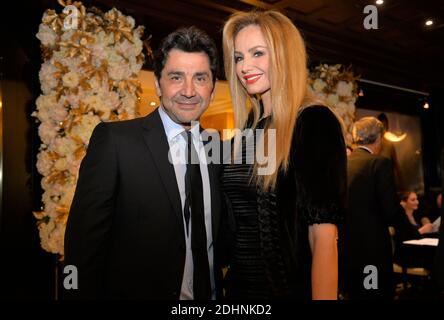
[184,130,212,300]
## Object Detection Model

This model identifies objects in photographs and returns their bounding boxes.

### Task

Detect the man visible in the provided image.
[64,27,223,299]
[341,117,401,299]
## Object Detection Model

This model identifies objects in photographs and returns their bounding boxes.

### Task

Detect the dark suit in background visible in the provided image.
[341,148,401,299]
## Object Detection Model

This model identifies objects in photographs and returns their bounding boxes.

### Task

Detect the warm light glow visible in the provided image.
[358,89,364,97]
[384,131,407,142]
[376,0,384,5]
[150,101,156,106]
[426,20,434,26]
[423,102,430,109]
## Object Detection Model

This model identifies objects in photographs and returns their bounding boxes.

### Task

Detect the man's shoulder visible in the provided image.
[349,149,390,169]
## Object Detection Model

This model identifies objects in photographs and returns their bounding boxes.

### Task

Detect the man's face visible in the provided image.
[155,49,215,128]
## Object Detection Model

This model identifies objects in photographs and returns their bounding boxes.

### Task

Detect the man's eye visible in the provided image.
[196,76,208,82]
[170,76,181,81]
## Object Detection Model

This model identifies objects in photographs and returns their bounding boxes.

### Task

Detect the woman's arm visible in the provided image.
[309,223,338,300]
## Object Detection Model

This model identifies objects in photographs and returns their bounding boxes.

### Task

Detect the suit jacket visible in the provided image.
[341,148,401,282]
[64,109,223,299]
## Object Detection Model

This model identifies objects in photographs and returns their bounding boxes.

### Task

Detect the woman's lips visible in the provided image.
[243,74,262,85]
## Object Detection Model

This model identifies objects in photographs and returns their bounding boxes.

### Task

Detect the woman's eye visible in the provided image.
[234,56,243,63]
[254,51,264,57]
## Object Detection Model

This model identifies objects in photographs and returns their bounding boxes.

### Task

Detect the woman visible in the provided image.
[221,10,347,299]
[393,191,434,268]
[396,191,434,240]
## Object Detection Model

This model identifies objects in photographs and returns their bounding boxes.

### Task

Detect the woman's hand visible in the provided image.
[418,222,434,234]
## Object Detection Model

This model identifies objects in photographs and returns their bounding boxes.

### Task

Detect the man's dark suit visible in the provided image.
[64,108,223,299]
[341,147,401,299]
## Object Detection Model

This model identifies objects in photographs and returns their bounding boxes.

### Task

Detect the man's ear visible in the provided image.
[155,78,161,97]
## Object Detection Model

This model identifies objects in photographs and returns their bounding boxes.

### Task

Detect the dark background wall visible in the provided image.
[0,2,54,299]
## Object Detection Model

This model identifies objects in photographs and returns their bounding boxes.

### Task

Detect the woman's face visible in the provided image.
[233,25,271,98]
[402,192,419,211]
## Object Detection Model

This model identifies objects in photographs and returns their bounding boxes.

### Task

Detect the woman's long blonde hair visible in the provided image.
[223,10,312,190]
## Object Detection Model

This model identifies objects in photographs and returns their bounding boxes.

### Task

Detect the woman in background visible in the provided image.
[394,191,435,268]
[398,191,434,239]
[221,10,347,299]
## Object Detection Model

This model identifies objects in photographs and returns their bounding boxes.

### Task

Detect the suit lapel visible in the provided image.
[141,109,184,230]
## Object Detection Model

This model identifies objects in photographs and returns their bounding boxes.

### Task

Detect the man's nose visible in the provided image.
[181,78,196,97]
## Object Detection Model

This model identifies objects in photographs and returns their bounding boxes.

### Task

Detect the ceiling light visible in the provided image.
[376,0,384,5]
[425,20,434,26]
[423,102,429,109]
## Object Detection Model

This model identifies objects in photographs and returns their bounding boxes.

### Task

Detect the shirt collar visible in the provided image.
[158,106,200,143]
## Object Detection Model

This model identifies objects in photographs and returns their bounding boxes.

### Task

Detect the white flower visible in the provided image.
[108,62,132,81]
[70,113,101,144]
[51,104,68,122]
[313,79,327,92]
[36,94,60,123]
[62,71,80,88]
[83,94,111,119]
[54,157,68,171]
[34,5,143,255]
[38,121,58,145]
[36,150,54,176]
[39,62,59,94]
[36,24,57,47]
[336,81,353,97]
[52,137,80,157]
[89,43,107,67]
[326,93,339,107]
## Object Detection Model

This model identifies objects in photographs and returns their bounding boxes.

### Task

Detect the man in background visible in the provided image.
[341,116,402,299]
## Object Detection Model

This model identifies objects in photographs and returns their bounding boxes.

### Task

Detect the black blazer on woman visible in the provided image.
[64,109,224,299]
[222,105,347,299]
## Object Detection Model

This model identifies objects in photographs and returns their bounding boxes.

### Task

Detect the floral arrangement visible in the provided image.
[308,64,360,145]
[33,0,145,255]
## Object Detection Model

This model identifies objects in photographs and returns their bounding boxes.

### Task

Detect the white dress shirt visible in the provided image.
[158,106,215,300]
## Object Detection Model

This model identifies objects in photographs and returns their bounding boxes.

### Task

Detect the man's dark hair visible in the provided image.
[154,26,218,85]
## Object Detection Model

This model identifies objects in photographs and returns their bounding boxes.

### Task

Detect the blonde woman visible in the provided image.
[221,10,347,299]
